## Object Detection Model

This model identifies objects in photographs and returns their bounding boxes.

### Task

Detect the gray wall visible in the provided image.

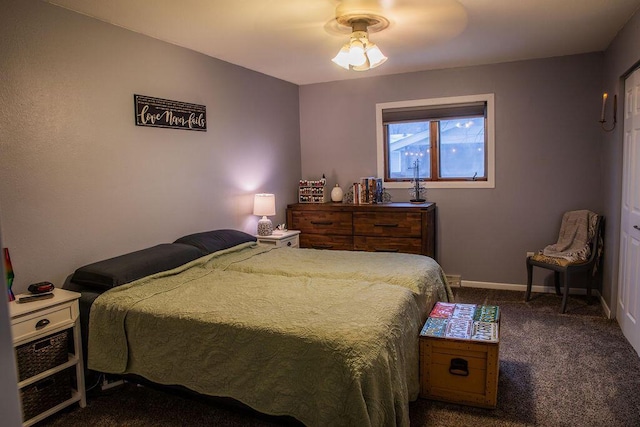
[601,10,640,314]
[0,0,301,294]
[300,54,604,288]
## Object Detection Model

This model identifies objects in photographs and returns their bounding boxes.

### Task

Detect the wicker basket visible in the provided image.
[20,370,71,421]
[16,330,69,381]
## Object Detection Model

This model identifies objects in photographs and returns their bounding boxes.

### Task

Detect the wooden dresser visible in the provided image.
[286,202,436,258]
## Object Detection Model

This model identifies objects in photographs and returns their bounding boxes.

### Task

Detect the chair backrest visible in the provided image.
[586,215,604,264]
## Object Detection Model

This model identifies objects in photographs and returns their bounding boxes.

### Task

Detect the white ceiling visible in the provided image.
[46,0,640,85]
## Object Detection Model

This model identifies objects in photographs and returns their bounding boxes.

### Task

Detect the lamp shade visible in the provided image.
[253,193,276,216]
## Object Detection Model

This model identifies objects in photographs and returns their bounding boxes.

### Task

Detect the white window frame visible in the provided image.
[376,93,495,189]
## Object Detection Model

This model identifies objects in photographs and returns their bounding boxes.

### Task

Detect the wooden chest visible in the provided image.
[419,303,500,408]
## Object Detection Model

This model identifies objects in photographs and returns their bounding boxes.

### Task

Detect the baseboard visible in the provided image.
[460,280,608,314]
[598,294,612,319]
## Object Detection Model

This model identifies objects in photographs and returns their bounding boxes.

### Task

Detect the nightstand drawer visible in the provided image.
[12,305,74,344]
[353,212,422,237]
[256,231,300,248]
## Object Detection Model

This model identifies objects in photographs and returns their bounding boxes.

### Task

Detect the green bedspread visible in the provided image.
[208,242,452,314]
[88,245,450,427]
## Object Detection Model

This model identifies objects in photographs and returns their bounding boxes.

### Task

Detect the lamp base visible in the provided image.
[257,217,273,236]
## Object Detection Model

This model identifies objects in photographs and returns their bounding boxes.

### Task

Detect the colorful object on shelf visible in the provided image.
[4,248,15,302]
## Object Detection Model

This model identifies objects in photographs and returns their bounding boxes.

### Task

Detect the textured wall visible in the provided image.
[0,0,301,293]
[300,54,604,288]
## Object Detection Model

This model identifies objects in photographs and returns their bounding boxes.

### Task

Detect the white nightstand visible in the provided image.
[256,230,301,248]
[9,288,86,426]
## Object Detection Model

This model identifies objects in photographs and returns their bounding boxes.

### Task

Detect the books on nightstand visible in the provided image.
[420,302,500,342]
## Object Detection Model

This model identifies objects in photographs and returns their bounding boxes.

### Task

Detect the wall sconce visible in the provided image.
[253,193,276,236]
[599,92,617,132]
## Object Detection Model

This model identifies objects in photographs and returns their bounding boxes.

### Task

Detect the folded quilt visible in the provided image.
[542,210,598,263]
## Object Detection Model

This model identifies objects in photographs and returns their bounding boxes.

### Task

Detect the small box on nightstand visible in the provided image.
[256,230,300,248]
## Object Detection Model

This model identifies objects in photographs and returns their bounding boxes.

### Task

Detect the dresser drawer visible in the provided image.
[353,212,422,237]
[354,236,422,254]
[12,304,75,344]
[300,234,354,250]
[291,211,352,235]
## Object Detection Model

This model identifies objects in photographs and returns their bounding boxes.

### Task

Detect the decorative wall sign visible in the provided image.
[134,94,207,131]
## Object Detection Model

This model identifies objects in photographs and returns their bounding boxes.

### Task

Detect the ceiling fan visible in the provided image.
[327,0,468,71]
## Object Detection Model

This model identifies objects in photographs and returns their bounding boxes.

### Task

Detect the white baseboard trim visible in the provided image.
[460,280,609,315]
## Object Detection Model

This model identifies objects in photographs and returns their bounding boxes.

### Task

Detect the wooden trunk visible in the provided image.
[419,335,499,408]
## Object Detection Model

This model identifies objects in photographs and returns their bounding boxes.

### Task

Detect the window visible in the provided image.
[376,94,495,189]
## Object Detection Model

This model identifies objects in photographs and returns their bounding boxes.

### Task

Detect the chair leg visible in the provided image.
[525,262,533,301]
[554,272,561,296]
[561,271,570,313]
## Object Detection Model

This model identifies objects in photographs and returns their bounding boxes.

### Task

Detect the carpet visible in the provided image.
[38,288,640,426]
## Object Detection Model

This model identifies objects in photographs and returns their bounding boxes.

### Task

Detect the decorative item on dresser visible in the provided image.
[298,177,327,203]
[9,288,86,426]
[286,202,436,258]
[330,184,344,202]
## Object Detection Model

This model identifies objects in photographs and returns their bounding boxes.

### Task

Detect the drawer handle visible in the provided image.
[312,244,333,249]
[287,241,292,247]
[34,338,53,351]
[310,221,333,226]
[374,223,399,228]
[374,248,399,253]
[35,319,50,329]
[449,358,469,377]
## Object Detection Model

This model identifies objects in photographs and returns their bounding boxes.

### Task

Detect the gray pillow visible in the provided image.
[70,243,202,291]
[174,229,256,255]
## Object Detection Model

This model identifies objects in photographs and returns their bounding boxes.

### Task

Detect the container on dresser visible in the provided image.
[298,178,327,203]
[286,202,436,258]
[9,288,86,426]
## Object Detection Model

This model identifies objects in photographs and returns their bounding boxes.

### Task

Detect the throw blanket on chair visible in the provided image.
[542,210,598,263]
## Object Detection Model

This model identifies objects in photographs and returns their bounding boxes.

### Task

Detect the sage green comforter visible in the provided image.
[88,244,450,427]
[208,242,452,315]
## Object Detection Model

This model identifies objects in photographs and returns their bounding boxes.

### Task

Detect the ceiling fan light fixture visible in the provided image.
[332,44,351,69]
[332,15,389,72]
[365,43,387,68]
[348,39,367,66]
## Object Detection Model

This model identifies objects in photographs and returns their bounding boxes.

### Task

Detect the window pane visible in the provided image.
[439,118,485,179]
[387,121,431,180]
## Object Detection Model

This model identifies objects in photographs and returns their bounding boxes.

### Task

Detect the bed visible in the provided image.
[66,229,451,427]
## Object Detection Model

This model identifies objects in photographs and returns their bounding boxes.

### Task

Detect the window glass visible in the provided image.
[439,117,485,179]
[387,121,430,180]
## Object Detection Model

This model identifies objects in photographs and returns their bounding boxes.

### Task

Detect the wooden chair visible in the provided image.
[525,215,604,313]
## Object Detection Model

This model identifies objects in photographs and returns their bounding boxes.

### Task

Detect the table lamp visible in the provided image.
[253,193,276,236]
